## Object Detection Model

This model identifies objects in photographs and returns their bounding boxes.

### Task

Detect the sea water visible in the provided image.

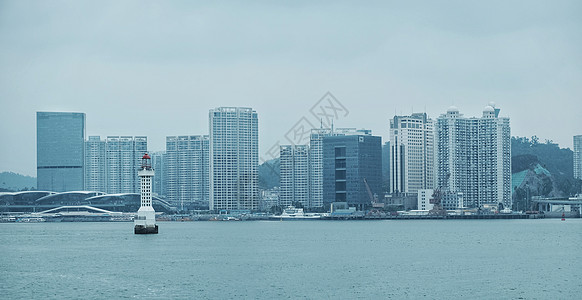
[1,219,580,299]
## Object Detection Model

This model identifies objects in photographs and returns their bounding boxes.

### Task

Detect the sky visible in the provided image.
[1,0,581,177]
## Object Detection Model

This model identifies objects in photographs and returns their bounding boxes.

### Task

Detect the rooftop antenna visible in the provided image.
[331,119,334,134]
[320,118,323,129]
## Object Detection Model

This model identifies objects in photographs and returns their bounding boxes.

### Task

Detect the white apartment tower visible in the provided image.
[84,136,106,192]
[165,136,209,210]
[436,103,511,208]
[209,107,259,211]
[106,136,147,194]
[389,113,435,194]
[308,128,331,209]
[280,145,309,208]
[574,135,582,180]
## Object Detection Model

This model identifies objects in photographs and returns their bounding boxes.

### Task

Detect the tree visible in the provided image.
[531,135,539,145]
[292,201,304,208]
[270,205,283,215]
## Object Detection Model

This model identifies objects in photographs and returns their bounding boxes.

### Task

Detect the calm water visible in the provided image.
[1,219,580,299]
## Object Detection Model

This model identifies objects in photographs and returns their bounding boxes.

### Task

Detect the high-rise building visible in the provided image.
[84,136,106,192]
[436,103,511,209]
[574,135,582,180]
[309,128,372,208]
[209,107,259,211]
[105,136,147,194]
[308,128,331,209]
[381,141,390,191]
[389,113,435,194]
[279,145,309,207]
[165,136,209,210]
[37,112,85,192]
[322,133,382,207]
[151,151,166,198]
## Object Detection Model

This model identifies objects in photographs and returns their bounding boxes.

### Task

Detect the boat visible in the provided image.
[16,217,46,223]
[269,206,322,220]
[0,216,17,223]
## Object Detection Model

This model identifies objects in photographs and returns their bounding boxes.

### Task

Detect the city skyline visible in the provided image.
[11,103,580,179]
[2,3,581,299]
[1,2,582,177]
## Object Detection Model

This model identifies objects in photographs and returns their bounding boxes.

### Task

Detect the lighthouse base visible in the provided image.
[134,224,158,234]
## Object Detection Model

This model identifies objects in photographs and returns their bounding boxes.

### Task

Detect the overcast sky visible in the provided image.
[1,1,581,177]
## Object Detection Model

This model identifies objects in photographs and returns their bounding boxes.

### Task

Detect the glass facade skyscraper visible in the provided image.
[209,107,259,211]
[322,134,382,207]
[309,128,372,208]
[37,112,86,192]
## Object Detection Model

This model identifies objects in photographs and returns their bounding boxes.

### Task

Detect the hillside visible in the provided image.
[0,172,36,192]
[511,136,581,208]
[258,158,280,190]
[512,136,574,178]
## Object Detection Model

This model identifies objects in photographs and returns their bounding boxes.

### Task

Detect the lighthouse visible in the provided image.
[134,153,158,234]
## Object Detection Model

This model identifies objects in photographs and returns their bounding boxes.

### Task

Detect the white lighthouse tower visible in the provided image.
[134,153,158,234]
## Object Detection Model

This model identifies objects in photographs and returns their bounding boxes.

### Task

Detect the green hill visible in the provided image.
[511,136,581,208]
[0,172,36,192]
[258,158,280,190]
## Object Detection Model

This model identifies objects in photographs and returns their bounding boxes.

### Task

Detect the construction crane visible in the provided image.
[428,187,448,216]
[363,178,384,209]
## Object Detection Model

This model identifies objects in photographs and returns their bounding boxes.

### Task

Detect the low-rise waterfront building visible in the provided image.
[417,189,434,211]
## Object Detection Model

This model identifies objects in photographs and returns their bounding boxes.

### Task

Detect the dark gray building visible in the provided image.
[382,141,390,192]
[323,134,382,208]
[37,112,86,192]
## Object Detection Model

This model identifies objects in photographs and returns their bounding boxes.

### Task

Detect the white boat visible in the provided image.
[16,217,46,222]
[269,206,321,220]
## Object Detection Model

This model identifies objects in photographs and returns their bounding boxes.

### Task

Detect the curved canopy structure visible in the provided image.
[84,193,175,213]
[1,191,175,214]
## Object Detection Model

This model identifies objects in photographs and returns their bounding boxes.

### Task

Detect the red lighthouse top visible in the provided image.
[141,153,152,170]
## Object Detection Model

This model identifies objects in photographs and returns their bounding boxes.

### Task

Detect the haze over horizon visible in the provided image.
[1,1,581,177]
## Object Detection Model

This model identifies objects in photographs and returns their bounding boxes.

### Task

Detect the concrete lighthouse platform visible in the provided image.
[134,224,158,234]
